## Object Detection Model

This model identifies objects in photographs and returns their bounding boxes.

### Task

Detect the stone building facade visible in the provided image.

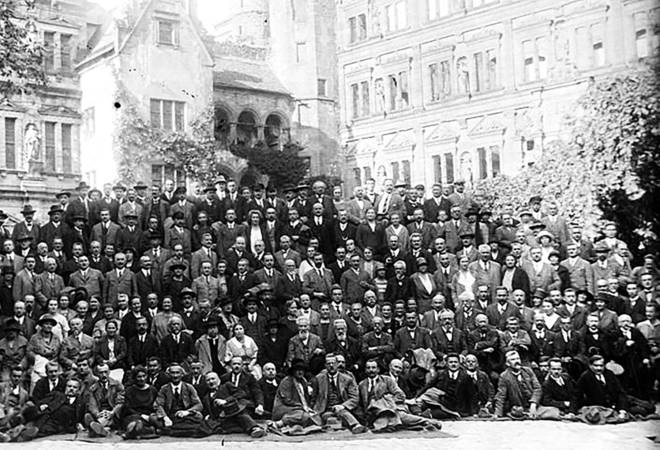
[0,0,105,223]
[336,0,659,192]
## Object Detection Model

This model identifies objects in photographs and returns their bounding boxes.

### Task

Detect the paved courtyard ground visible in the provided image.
[15,420,659,450]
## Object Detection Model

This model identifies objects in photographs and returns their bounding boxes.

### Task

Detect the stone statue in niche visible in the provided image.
[459,152,473,184]
[24,123,42,165]
[456,57,470,95]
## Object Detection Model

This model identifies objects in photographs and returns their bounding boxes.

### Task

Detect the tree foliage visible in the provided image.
[229,141,309,189]
[0,0,46,96]
[476,62,660,258]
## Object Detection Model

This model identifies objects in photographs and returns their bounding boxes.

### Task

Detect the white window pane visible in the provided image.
[428,0,437,20]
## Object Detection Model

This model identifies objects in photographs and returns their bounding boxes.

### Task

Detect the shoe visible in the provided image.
[250,427,266,438]
[89,421,108,437]
[125,421,137,439]
[7,424,24,441]
[19,425,39,441]
[351,424,367,434]
[0,432,10,443]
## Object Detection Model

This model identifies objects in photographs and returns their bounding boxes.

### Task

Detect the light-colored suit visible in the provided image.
[69,268,105,299]
[560,257,594,292]
[191,275,221,303]
[302,268,334,299]
[12,269,35,302]
[345,198,373,225]
[34,272,65,305]
[90,221,121,248]
[103,268,137,307]
[521,261,560,293]
[190,247,218,280]
[195,334,227,374]
[468,260,501,299]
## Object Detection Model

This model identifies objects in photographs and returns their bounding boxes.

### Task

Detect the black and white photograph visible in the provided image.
[0,0,658,448]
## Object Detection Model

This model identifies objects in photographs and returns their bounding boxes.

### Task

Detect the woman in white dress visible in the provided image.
[225,323,261,379]
[452,255,476,309]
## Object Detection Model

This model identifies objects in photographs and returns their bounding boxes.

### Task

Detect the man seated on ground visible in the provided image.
[271,358,321,430]
[540,357,578,417]
[576,355,629,421]
[257,362,280,416]
[151,363,203,436]
[84,363,125,437]
[358,359,442,432]
[219,356,265,417]
[463,353,494,415]
[494,350,549,418]
[311,353,366,434]
[202,371,266,438]
[414,353,475,418]
[0,366,29,432]
[8,378,86,442]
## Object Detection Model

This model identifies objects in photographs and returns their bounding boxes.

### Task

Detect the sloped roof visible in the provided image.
[213,57,291,97]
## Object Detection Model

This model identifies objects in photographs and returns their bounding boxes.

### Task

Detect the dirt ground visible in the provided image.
[14,420,659,450]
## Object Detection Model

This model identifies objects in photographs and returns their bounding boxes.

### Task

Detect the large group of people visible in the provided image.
[0,176,657,441]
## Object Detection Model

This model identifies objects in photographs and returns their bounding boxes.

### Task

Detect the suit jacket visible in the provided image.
[468,260,501,298]
[556,304,589,331]
[219,370,264,408]
[90,221,121,249]
[93,335,127,369]
[272,375,312,420]
[11,222,40,250]
[155,381,202,418]
[12,269,35,302]
[431,326,468,359]
[302,267,334,300]
[286,332,324,365]
[274,249,301,272]
[522,261,560,293]
[485,302,522,330]
[190,247,218,279]
[541,215,570,244]
[345,198,372,225]
[116,226,143,254]
[141,199,170,229]
[407,221,438,250]
[552,330,582,359]
[311,370,359,413]
[34,272,65,305]
[576,369,628,410]
[30,375,66,402]
[191,275,221,304]
[340,268,374,303]
[169,201,197,230]
[384,276,414,303]
[444,219,469,253]
[560,257,594,292]
[127,333,160,368]
[164,226,192,257]
[0,254,24,274]
[393,326,432,356]
[529,329,556,361]
[160,332,195,366]
[423,197,452,223]
[69,268,104,300]
[355,222,386,255]
[357,374,405,413]
[541,374,578,412]
[59,332,95,370]
[333,222,358,251]
[328,259,349,284]
[39,221,72,255]
[308,217,336,257]
[494,367,542,416]
[87,378,125,416]
[280,272,303,300]
[103,268,137,307]
[195,334,227,374]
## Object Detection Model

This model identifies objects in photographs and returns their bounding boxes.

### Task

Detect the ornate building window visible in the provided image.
[4,118,16,169]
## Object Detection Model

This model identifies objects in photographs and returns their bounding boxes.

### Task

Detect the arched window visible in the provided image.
[236,111,258,145]
[265,114,284,148]
[214,108,231,143]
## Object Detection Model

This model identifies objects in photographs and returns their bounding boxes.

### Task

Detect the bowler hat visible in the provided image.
[218,296,233,306]
[15,233,33,242]
[266,318,281,329]
[170,261,187,271]
[295,183,309,191]
[415,257,428,267]
[459,231,475,239]
[518,209,533,217]
[174,186,187,195]
[71,214,88,223]
[123,211,139,219]
[465,208,479,217]
[205,319,220,329]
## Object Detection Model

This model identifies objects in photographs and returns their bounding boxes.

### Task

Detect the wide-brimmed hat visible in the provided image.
[218,296,233,307]
[170,261,187,271]
[415,257,428,267]
[4,318,21,333]
[203,184,217,193]
[594,241,610,253]
[205,319,220,329]
[15,233,33,242]
[20,205,36,215]
[123,211,139,219]
[37,314,57,327]
[133,181,148,190]
[528,221,546,230]
[536,230,554,241]
[295,183,310,191]
[113,184,126,192]
[266,318,281,329]
[459,231,475,239]
[71,214,88,223]
[218,398,247,418]
[394,181,408,188]
[174,186,187,195]
[55,190,71,199]
[47,205,64,215]
[288,358,307,374]
[215,175,227,184]
[75,181,90,191]
[529,195,542,205]
[532,288,547,299]
[180,287,196,298]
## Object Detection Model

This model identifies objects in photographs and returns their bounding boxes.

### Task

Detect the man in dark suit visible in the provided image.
[220,356,265,415]
[159,316,195,367]
[406,208,437,250]
[576,355,629,414]
[332,210,357,252]
[119,296,145,341]
[430,310,468,361]
[116,213,143,254]
[556,288,589,332]
[308,203,336,260]
[228,258,258,301]
[485,287,522,330]
[302,253,334,304]
[468,314,502,377]
[152,364,203,432]
[11,204,39,251]
[384,260,414,304]
[134,255,160,302]
[127,316,159,369]
[423,184,452,223]
[30,361,66,402]
[224,237,255,275]
[417,353,476,417]
[141,185,170,230]
[90,208,121,250]
[257,362,281,415]
[393,311,432,357]
[529,315,557,363]
[541,358,578,414]
[280,259,302,301]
